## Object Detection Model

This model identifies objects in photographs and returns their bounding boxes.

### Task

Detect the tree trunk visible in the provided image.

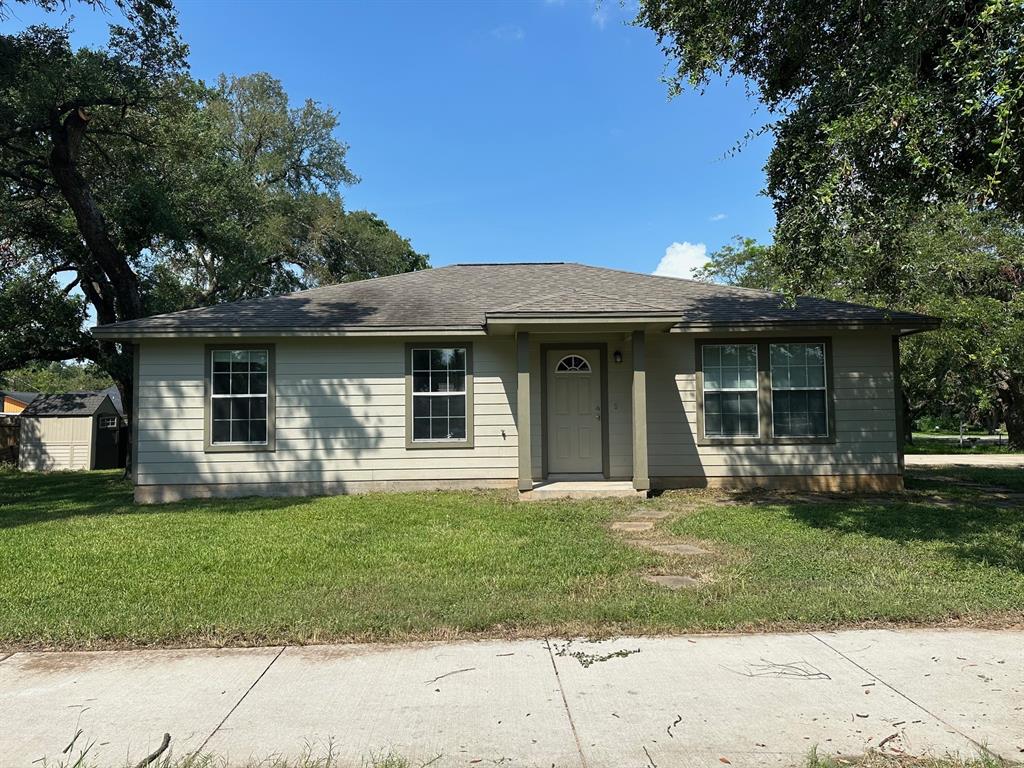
[48,108,144,321]
[997,372,1024,450]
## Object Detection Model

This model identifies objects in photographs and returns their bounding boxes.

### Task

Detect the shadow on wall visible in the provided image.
[646,288,901,485]
[135,333,391,498]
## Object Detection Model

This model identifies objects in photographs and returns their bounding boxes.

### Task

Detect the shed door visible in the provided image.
[547,351,602,475]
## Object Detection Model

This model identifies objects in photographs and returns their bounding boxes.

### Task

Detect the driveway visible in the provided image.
[1,629,1020,768]
[905,453,1024,468]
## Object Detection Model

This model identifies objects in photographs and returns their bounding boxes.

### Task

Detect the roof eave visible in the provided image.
[670,317,941,334]
[90,325,488,340]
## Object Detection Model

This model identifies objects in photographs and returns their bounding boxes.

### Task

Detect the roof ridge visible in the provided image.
[564,262,780,298]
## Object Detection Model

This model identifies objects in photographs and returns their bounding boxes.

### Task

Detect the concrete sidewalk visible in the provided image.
[1,629,1020,768]
[905,453,1024,468]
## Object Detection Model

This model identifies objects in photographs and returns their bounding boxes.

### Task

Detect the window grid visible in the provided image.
[702,343,759,438]
[555,354,591,373]
[210,350,269,445]
[770,343,829,438]
[411,347,468,442]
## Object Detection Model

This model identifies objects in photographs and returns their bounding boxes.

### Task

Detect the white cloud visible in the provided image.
[709,212,727,222]
[653,241,708,279]
[591,7,608,28]
[491,24,525,41]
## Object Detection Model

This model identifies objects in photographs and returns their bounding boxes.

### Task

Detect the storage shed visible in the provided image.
[19,391,126,471]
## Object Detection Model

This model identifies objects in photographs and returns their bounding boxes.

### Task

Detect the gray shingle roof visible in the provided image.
[22,392,114,417]
[1,391,40,406]
[92,263,938,336]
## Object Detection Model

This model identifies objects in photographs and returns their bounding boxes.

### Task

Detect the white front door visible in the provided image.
[547,350,603,475]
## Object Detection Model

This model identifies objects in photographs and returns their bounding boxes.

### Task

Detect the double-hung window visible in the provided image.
[408,345,473,446]
[770,342,828,437]
[206,347,274,451]
[701,343,759,437]
[697,338,833,444]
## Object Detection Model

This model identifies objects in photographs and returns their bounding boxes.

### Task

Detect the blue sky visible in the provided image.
[4,0,775,278]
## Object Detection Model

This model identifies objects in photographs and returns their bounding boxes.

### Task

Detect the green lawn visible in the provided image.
[906,435,1018,455]
[1,468,1022,648]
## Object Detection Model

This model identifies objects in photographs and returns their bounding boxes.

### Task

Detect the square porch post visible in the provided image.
[516,331,533,492]
[632,330,650,491]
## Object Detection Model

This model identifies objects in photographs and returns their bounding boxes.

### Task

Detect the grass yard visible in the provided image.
[905,436,1018,455]
[1,468,1022,648]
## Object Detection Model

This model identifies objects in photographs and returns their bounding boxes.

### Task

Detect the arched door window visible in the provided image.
[555,354,592,373]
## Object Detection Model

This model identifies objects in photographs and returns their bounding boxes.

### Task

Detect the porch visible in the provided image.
[506,327,658,496]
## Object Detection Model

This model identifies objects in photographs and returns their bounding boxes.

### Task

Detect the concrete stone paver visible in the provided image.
[642,574,701,589]
[0,629,1018,768]
[0,646,282,768]
[610,521,655,533]
[815,630,1024,759]
[629,541,710,556]
[203,640,580,768]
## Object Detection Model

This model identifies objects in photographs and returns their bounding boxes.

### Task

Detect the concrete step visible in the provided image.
[521,481,647,501]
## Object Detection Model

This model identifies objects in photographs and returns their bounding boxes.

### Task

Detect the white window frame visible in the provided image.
[209,349,269,446]
[701,343,760,439]
[409,346,471,444]
[769,342,830,438]
[98,416,118,429]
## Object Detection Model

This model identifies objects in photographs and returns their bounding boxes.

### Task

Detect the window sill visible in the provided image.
[696,435,836,447]
[204,442,276,454]
[406,439,475,450]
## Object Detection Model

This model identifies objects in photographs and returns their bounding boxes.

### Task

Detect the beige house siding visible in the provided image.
[134,329,900,500]
[135,337,519,492]
[19,416,93,471]
[647,331,899,480]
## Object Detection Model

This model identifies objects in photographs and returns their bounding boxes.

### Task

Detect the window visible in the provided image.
[408,346,473,445]
[771,343,828,437]
[555,354,591,373]
[701,343,759,437]
[98,416,118,429]
[207,348,273,450]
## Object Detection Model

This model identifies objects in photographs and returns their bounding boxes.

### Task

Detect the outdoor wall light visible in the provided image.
[613,350,623,364]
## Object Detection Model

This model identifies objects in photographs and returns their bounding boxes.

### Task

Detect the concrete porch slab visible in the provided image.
[520,480,647,500]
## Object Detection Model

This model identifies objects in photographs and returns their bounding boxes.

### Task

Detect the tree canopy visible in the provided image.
[636,0,1024,447]
[0,0,427,430]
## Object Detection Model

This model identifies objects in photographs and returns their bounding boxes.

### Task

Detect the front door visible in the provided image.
[547,350,602,475]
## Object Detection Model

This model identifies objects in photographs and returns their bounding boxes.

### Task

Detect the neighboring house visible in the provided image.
[19,391,126,471]
[92,263,938,503]
[2,391,40,414]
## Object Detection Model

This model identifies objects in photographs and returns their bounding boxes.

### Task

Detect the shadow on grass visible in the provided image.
[0,469,312,529]
[716,468,1024,574]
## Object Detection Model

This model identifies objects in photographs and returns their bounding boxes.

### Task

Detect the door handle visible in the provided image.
[594,405,602,421]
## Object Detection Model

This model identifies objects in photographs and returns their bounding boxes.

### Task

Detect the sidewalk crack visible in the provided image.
[193,645,287,756]
[809,632,1001,760]
[545,638,590,768]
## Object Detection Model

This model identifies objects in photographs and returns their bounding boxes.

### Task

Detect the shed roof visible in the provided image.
[92,262,938,337]
[22,392,115,417]
[1,391,40,406]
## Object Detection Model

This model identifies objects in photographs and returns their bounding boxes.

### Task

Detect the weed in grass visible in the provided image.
[804,746,1008,768]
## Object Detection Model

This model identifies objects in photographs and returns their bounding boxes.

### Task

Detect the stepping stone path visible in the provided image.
[626,508,675,520]
[643,574,700,590]
[610,521,655,533]
[627,541,709,557]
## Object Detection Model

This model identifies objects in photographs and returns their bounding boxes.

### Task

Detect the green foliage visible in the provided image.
[1,361,113,393]
[637,0,1024,445]
[0,4,426,398]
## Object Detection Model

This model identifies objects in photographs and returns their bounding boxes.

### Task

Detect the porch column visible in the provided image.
[631,330,650,491]
[516,331,533,492]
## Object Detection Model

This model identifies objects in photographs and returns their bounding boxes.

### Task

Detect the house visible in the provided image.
[91,263,938,503]
[19,390,126,471]
[2,391,39,414]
